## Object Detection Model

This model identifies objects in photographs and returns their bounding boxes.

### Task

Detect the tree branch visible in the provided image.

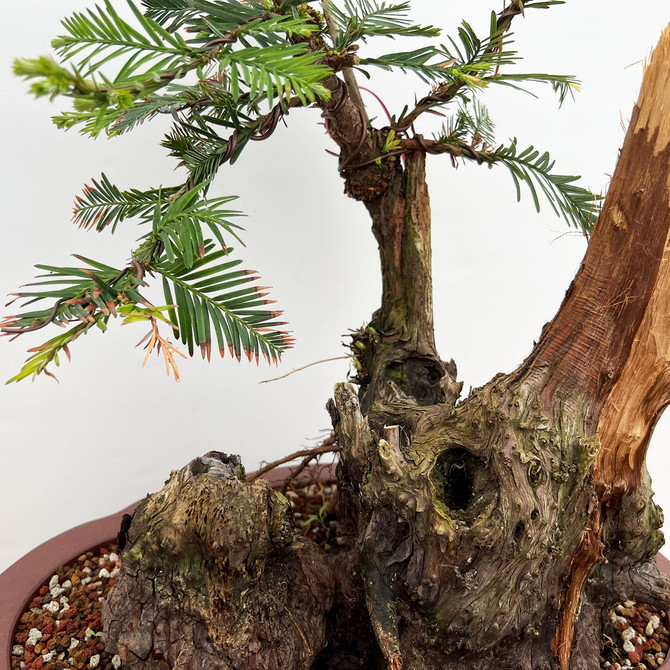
[247,438,340,482]
[322,6,368,127]
[393,1,528,133]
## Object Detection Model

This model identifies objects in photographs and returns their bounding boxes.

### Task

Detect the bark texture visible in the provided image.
[103,24,670,670]
[103,452,334,670]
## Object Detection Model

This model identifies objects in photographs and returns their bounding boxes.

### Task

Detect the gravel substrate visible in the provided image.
[11,546,121,670]
[600,600,669,669]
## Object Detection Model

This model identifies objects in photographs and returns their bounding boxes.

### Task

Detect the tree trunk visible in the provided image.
[103,24,670,670]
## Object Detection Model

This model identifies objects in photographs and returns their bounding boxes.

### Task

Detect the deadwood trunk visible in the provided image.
[104,24,670,670]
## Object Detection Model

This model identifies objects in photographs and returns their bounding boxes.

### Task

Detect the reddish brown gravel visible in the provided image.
[11,546,121,670]
[600,600,669,669]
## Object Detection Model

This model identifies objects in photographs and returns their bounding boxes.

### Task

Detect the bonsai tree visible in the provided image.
[4,1,670,668]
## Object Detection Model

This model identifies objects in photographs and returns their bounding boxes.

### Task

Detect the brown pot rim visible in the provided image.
[0,463,667,670]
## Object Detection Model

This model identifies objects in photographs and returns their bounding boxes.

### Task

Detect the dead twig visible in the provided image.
[247,435,340,483]
[259,355,352,384]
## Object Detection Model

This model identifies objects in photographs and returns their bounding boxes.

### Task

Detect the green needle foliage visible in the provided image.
[4,0,601,382]
[322,0,441,50]
[430,101,600,231]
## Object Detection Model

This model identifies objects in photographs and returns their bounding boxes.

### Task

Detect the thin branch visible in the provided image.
[0,298,66,335]
[279,441,336,493]
[259,355,352,383]
[247,438,341,482]
[393,0,526,133]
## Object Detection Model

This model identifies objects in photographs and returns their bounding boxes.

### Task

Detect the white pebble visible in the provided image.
[82,567,92,573]
[112,655,122,669]
[90,653,101,668]
[621,626,636,653]
[99,568,111,579]
[19,663,25,670]
[61,580,72,589]
[50,586,65,599]
[69,638,79,650]
[110,567,120,578]
[26,628,42,646]
[646,614,661,635]
[48,575,59,589]
[44,600,60,614]
[42,651,55,662]
[109,552,119,563]
[80,576,92,585]
[12,645,23,657]
[624,600,636,608]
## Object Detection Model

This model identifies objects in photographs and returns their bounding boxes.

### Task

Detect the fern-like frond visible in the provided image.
[392,12,578,130]
[4,321,99,384]
[221,44,331,106]
[1,254,146,382]
[157,245,293,363]
[141,0,198,31]
[441,100,496,146]
[323,0,440,50]
[427,101,599,234]
[491,73,579,106]
[493,139,599,232]
[53,0,194,81]
[162,124,241,185]
[357,47,443,84]
[72,174,180,232]
[147,183,245,266]
[72,175,244,251]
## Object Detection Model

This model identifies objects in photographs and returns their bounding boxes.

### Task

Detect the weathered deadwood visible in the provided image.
[331,25,670,670]
[103,452,334,670]
[528,26,670,668]
[334,378,597,670]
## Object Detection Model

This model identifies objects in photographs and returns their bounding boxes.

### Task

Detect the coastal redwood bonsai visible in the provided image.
[4,1,670,668]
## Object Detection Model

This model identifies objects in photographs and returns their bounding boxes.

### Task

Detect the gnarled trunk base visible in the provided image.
[103,452,334,670]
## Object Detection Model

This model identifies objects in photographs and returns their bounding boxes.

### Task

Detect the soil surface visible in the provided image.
[8,477,669,670]
[600,601,668,669]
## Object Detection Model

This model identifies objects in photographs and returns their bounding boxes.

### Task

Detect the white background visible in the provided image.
[2,1,670,573]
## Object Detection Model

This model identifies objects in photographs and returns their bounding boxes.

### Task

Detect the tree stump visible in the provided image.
[103,452,334,670]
